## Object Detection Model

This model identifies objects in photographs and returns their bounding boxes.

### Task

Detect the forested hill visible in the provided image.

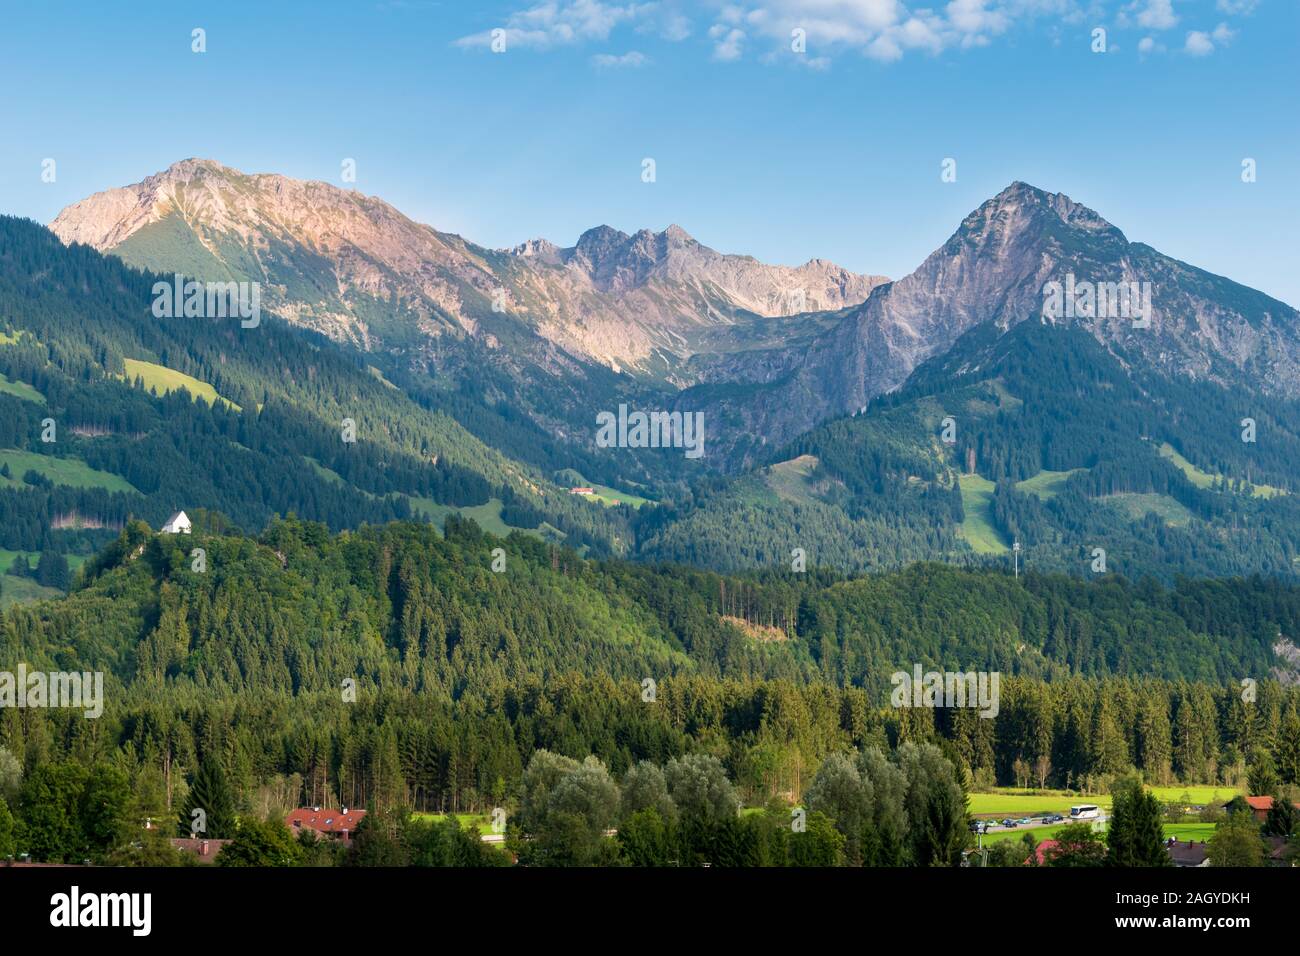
[643,318,1300,580]
[0,215,631,587]
[6,516,1296,697]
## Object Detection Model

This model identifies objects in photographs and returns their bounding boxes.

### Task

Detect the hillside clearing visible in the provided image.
[958,473,1009,554]
[1015,469,1083,500]
[554,469,651,508]
[0,372,44,404]
[1159,441,1285,499]
[1103,492,1195,527]
[765,455,823,505]
[0,449,138,494]
[0,576,63,609]
[121,358,241,411]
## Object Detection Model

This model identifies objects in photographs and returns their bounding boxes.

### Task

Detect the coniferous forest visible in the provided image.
[2,515,1299,867]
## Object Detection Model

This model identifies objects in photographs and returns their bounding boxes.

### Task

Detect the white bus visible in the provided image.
[1070,804,1101,820]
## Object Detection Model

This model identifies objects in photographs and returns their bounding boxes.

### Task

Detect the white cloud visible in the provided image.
[1216,0,1257,14]
[1184,30,1214,55]
[1138,0,1180,29]
[1117,0,1177,31]
[456,0,1249,67]
[947,0,1009,36]
[455,1,650,50]
[634,2,694,41]
[717,4,746,25]
[591,50,649,66]
[710,25,746,60]
[1133,0,1178,30]
[1183,21,1235,56]
[902,13,951,54]
[731,0,906,48]
[703,0,1097,65]
[866,33,903,61]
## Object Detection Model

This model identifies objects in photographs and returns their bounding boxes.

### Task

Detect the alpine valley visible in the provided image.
[0,158,1288,597]
[10,0,1300,890]
[5,158,1300,872]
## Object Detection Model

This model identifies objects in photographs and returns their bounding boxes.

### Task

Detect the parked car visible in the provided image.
[1001,818,1017,828]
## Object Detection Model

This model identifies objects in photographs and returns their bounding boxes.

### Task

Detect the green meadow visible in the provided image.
[1015,469,1083,500]
[980,821,1217,847]
[0,372,44,404]
[1159,441,1285,499]
[122,358,240,411]
[554,469,652,508]
[305,458,566,544]
[958,474,1009,554]
[0,548,37,574]
[1104,492,1195,527]
[0,576,63,609]
[0,449,138,494]
[969,785,1240,817]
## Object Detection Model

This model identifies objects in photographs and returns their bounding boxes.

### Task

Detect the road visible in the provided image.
[973,814,1106,837]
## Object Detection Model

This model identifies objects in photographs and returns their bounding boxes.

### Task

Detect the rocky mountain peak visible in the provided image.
[966,181,1127,243]
[567,225,688,292]
[150,156,230,181]
[573,223,629,252]
[692,179,1300,464]
[507,237,564,265]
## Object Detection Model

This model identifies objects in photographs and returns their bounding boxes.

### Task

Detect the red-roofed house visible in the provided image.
[1227,795,1300,823]
[286,807,366,843]
[170,838,231,864]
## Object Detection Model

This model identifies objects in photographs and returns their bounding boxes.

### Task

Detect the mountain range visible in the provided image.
[0,159,1294,597]
[51,158,888,385]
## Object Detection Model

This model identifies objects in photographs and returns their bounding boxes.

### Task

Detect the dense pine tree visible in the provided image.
[181,755,237,840]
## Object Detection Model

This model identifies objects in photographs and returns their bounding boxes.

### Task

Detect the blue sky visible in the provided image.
[2,0,1297,304]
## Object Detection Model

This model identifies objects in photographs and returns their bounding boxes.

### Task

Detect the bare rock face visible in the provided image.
[50,159,886,381]
[51,166,1298,472]
[553,222,879,310]
[51,159,508,348]
[684,182,1300,465]
[502,221,886,382]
